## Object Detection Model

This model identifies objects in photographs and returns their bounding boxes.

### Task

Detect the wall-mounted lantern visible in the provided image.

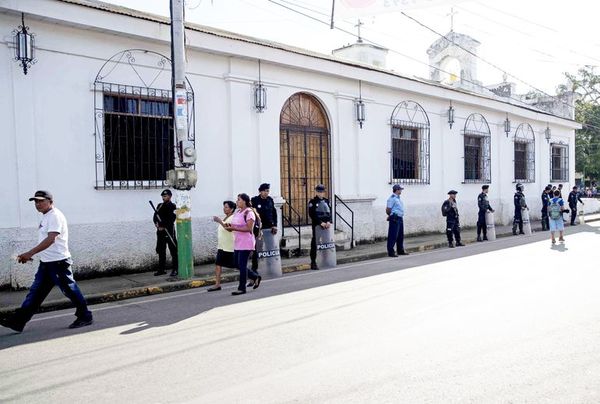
[13,13,36,75]
[254,59,267,112]
[447,101,455,129]
[355,80,366,129]
[504,114,511,137]
[544,124,551,143]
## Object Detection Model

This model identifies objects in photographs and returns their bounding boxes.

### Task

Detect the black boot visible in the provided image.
[477,236,483,242]
[448,242,454,248]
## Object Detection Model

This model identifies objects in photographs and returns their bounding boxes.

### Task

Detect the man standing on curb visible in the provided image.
[476,184,494,242]
[153,189,178,277]
[512,183,527,235]
[0,191,93,333]
[386,184,408,257]
[251,183,278,272]
[308,184,332,270]
[541,185,551,231]
[442,190,464,248]
[568,186,584,225]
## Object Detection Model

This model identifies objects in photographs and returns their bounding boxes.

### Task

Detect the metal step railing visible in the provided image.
[334,195,354,248]
[281,200,302,256]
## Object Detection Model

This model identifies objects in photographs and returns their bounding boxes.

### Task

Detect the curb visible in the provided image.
[1,218,597,317]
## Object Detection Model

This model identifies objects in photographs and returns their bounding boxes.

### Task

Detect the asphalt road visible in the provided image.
[1,223,600,403]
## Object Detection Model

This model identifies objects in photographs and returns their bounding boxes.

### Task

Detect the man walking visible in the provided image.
[386,184,408,257]
[0,191,93,333]
[541,185,551,231]
[512,183,528,235]
[476,185,494,242]
[308,184,332,270]
[153,189,178,277]
[567,186,584,225]
[442,190,464,248]
[251,183,278,272]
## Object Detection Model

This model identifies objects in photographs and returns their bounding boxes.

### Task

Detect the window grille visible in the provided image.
[389,101,430,184]
[513,123,535,183]
[463,113,491,183]
[550,143,569,182]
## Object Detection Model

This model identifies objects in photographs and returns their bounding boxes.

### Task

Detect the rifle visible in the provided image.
[149,200,177,247]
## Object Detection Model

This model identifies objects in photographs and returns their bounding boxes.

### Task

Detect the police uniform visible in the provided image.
[441,191,463,247]
[512,184,527,235]
[153,190,178,276]
[541,188,551,231]
[250,193,278,270]
[476,186,493,241]
[308,188,332,269]
[567,189,584,225]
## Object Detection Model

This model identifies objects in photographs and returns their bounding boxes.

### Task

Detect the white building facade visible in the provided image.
[0,0,581,288]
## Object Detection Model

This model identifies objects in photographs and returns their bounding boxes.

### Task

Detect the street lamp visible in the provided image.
[544,124,551,143]
[504,114,511,137]
[254,59,267,112]
[355,80,366,129]
[447,101,455,129]
[13,13,35,75]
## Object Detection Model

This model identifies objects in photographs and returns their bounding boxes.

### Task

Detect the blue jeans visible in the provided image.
[234,250,259,292]
[387,215,405,255]
[14,259,91,324]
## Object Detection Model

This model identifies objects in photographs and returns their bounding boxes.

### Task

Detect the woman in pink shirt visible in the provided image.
[226,193,261,295]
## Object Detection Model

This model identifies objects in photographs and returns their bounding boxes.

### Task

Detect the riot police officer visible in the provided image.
[477,184,494,242]
[441,190,463,248]
[512,183,528,235]
[250,183,278,271]
[308,184,332,270]
[567,186,584,225]
[541,185,552,231]
[153,189,178,276]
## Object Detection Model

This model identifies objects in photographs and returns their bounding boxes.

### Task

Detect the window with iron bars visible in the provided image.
[514,140,535,182]
[464,134,491,182]
[95,84,175,189]
[390,122,430,184]
[550,143,569,182]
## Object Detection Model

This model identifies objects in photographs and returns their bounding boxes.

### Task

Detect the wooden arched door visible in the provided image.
[280,93,331,226]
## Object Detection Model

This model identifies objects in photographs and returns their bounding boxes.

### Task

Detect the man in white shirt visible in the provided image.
[0,191,93,333]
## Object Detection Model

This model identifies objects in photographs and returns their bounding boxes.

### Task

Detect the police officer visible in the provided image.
[153,189,178,277]
[541,185,552,231]
[476,185,494,242]
[386,184,408,257]
[250,183,278,271]
[308,184,332,270]
[512,183,528,235]
[441,190,463,248]
[567,186,584,225]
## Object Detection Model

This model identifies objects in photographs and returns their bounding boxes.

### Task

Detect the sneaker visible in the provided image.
[0,317,25,333]
[68,317,93,329]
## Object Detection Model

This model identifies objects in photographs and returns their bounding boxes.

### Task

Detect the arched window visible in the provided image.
[513,123,535,183]
[463,113,491,183]
[390,101,430,184]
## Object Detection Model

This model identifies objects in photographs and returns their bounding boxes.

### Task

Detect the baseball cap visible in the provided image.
[315,184,326,192]
[29,190,53,201]
[161,189,172,196]
[392,184,403,191]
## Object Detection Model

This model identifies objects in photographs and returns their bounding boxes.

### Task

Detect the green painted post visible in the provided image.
[176,190,193,279]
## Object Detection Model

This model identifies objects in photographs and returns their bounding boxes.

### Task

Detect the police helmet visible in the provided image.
[516,183,523,192]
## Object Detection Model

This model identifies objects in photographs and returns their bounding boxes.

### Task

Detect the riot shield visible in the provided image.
[522,208,532,235]
[255,230,282,278]
[315,226,337,269]
[485,211,496,241]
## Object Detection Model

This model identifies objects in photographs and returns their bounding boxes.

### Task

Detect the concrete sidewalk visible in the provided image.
[1,214,598,315]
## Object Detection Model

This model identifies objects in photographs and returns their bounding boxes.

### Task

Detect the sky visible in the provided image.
[102,0,599,95]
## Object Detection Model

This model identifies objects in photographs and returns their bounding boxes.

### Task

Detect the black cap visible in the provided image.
[160,189,172,196]
[448,190,458,195]
[29,190,53,201]
[482,185,489,190]
[392,184,404,191]
[315,184,326,192]
[258,183,270,192]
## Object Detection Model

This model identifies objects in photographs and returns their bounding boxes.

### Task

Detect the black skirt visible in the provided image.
[215,249,235,268]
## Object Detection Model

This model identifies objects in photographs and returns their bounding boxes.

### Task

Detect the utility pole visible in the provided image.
[168,0,197,280]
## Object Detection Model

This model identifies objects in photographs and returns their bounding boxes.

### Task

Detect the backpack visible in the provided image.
[549,199,562,220]
[244,208,263,239]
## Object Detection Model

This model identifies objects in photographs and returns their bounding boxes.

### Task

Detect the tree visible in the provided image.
[559,65,600,182]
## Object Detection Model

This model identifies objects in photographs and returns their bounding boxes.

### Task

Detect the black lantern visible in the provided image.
[447,101,455,129]
[504,114,511,137]
[254,60,267,112]
[13,13,35,75]
[355,80,366,129]
[544,124,551,143]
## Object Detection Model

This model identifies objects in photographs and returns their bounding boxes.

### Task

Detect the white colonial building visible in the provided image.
[0,0,583,287]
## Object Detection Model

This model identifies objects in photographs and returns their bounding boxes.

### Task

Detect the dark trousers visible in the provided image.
[387,216,405,255]
[570,206,577,224]
[235,250,258,292]
[512,211,523,234]
[476,211,487,237]
[446,220,461,244]
[14,259,91,325]
[541,209,549,230]
[156,229,177,271]
[310,225,318,264]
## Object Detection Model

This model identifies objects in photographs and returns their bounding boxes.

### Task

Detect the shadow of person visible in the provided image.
[551,243,568,252]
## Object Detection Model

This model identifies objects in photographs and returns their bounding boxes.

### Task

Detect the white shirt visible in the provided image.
[38,207,71,262]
